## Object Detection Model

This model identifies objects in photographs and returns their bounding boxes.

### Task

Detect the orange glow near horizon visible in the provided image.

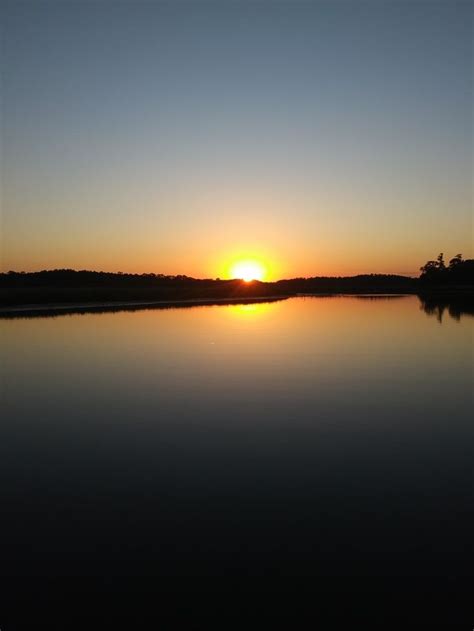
[229,259,266,282]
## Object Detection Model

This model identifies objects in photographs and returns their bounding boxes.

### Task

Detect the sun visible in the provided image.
[230,260,266,282]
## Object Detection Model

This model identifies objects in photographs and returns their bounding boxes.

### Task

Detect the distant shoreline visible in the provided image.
[1,288,473,319]
[1,267,473,319]
[0,292,421,318]
[0,294,292,317]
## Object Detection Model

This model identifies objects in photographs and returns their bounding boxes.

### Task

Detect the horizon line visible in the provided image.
[1,268,421,281]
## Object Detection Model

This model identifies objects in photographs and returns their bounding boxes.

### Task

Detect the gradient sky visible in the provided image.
[1,0,472,278]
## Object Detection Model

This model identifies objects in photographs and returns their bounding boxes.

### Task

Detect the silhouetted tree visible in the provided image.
[449,254,463,269]
[420,253,446,282]
[420,253,474,285]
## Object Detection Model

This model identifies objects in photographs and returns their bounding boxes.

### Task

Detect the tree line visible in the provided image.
[0,256,472,301]
[419,253,474,285]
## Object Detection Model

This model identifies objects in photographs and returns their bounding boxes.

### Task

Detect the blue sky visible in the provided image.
[2,0,472,277]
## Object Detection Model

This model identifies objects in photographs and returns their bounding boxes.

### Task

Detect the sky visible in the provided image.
[1,0,472,279]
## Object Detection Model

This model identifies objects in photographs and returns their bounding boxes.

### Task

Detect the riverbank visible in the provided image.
[3,290,473,320]
[0,271,420,309]
[2,269,473,319]
[0,294,292,318]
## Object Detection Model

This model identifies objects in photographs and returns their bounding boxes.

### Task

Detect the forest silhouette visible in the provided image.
[0,254,472,312]
[419,253,474,285]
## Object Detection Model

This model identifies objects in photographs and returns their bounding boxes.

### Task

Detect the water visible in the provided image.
[1,295,472,579]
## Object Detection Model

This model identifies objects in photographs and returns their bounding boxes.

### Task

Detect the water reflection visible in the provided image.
[352,294,407,300]
[418,294,474,322]
[0,295,472,581]
[4,294,474,323]
[222,301,277,321]
[3,293,472,324]
[0,296,287,320]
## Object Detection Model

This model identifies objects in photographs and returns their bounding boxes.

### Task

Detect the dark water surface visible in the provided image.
[1,295,472,580]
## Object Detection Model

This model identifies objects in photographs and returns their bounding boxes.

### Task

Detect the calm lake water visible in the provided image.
[1,295,472,579]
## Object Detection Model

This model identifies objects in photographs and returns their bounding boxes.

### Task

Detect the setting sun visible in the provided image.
[230,260,266,282]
